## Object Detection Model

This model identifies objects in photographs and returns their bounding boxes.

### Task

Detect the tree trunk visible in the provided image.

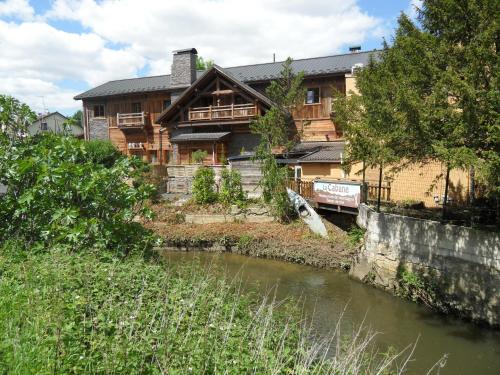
[377,164,383,213]
[441,166,451,223]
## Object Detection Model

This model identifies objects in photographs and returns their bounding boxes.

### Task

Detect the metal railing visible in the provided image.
[188,104,258,121]
[117,112,147,128]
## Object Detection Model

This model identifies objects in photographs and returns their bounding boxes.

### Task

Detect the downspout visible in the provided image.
[159,127,168,165]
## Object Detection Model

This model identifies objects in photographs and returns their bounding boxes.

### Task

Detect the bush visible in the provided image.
[219,168,247,207]
[0,133,155,253]
[192,167,217,204]
[192,149,208,164]
[84,139,123,167]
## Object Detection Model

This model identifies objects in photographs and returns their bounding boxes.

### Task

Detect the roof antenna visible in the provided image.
[273,53,275,63]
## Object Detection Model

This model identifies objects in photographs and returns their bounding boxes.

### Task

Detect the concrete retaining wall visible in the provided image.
[351,204,500,326]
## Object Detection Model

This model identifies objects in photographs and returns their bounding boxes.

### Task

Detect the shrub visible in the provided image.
[346,225,365,248]
[84,139,122,167]
[219,167,247,207]
[0,133,155,253]
[192,149,208,164]
[192,166,217,204]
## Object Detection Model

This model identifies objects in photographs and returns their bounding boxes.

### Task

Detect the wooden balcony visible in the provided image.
[117,112,148,130]
[188,104,258,122]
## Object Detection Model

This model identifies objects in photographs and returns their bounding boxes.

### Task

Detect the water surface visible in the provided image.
[163,251,500,375]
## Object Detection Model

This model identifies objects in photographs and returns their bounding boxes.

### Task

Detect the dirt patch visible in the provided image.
[146,218,354,270]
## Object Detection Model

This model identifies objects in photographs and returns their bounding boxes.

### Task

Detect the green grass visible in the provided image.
[0,244,426,374]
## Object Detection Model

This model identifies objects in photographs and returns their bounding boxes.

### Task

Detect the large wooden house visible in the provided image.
[74,47,471,207]
[74,47,375,166]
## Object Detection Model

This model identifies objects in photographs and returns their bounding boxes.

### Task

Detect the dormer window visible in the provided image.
[305,88,320,104]
[93,104,105,118]
[131,102,142,113]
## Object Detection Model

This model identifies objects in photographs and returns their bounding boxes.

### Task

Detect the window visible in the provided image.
[163,99,171,110]
[131,102,142,113]
[41,122,48,131]
[305,88,320,104]
[93,104,105,117]
[294,166,302,181]
[149,151,158,163]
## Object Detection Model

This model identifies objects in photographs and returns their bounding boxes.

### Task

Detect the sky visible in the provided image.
[0,0,420,115]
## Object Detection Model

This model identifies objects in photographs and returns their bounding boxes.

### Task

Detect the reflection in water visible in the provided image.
[163,251,500,375]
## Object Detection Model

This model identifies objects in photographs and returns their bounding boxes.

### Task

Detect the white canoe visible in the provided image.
[287,188,328,238]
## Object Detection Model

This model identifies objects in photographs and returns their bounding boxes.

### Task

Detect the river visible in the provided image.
[163,251,500,375]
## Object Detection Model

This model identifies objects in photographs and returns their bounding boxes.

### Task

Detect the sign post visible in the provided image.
[313,180,363,210]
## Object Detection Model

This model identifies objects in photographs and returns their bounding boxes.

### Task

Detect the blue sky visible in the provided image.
[0,0,418,115]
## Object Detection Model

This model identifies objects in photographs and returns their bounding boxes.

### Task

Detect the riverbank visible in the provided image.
[0,243,420,374]
[147,200,356,270]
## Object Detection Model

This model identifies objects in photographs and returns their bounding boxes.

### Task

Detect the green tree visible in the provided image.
[250,58,305,220]
[334,0,499,209]
[196,56,215,70]
[219,168,246,208]
[0,133,154,252]
[0,95,36,142]
[192,167,217,204]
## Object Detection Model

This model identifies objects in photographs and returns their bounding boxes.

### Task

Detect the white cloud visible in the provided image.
[1,0,384,113]
[0,0,34,21]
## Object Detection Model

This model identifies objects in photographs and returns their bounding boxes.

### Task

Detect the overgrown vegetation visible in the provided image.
[0,242,426,374]
[84,139,122,167]
[219,167,247,208]
[251,57,305,220]
[191,149,208,164]
[0,133,155,253]
[192,166,218,204]
[346,225,365,248]
[0,94,36,143]
[397,266,441,310]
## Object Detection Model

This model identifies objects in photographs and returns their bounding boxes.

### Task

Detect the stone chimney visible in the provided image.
[170,48,198,88]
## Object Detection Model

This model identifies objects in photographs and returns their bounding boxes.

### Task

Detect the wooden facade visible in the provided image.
[81,68,348,165]
[83,92,172,163]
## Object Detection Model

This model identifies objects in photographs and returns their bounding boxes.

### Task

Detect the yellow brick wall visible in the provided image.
[300,160,470,207]
[301,163,344,181]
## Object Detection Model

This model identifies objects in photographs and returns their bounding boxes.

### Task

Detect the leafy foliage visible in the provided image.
[0,133,155,253]
[191,149,208,164]
[0,94,36,142]
[84,139,123,167]
[333,1,499,198]
[219,167,247,207]
[196,55,215,70]
[0,244,420,374]
[251,58,305,220]
[192,166,217,204]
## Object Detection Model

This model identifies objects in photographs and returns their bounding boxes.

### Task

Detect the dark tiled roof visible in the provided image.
[225,50,379,82]
[74,50,380,100]
[169,132,231,142]
[297,141,345,163]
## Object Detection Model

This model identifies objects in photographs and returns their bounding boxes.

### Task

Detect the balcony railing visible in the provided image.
[188,103,258,121]
[117,112,147,129]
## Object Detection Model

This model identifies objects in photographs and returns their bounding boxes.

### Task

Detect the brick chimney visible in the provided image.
[170,48,198,88]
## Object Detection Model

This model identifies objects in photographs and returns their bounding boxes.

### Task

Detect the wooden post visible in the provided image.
[377,164,383,213]
[442,165,451,223]
[212,143,216,165]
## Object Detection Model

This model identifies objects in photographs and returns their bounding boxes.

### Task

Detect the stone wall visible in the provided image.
[88,118,108,140]
[351,204,500,326]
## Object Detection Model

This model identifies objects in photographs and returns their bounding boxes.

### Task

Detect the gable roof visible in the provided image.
[32,111,68,124]
[74,50,380,100]
[157,65,274,123]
